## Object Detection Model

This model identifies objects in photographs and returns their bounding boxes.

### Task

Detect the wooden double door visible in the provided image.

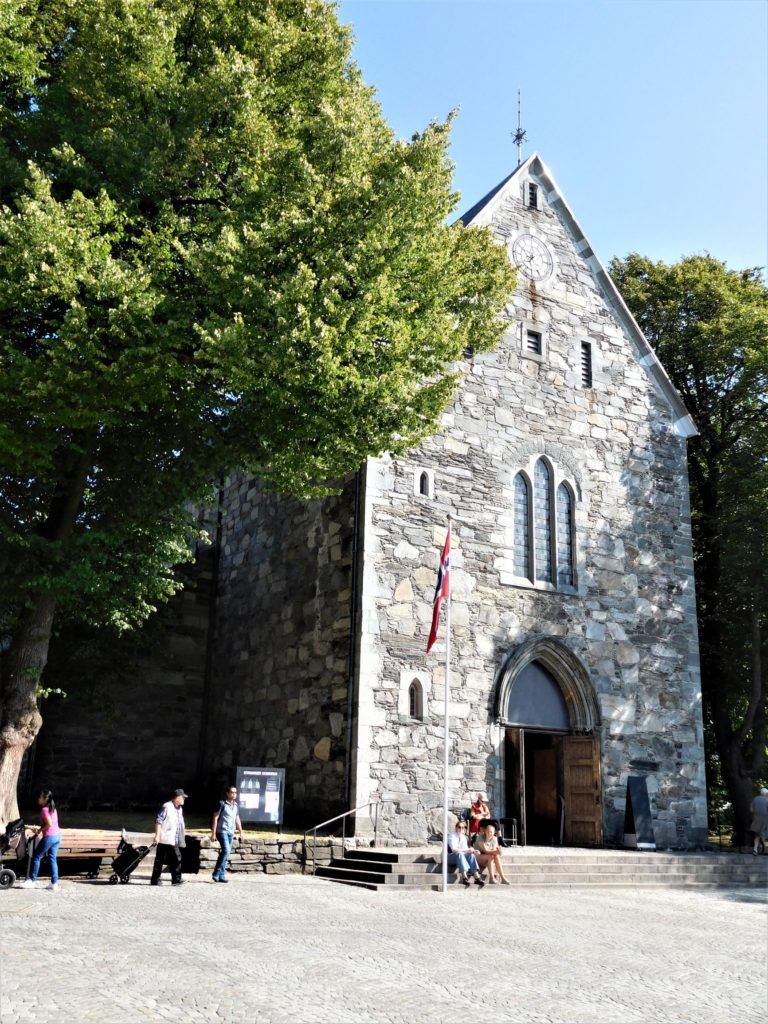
[504,728,603,847]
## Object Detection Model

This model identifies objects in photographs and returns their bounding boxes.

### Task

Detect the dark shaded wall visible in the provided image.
[31,550,214,809]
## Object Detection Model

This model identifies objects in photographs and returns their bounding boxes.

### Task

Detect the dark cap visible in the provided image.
[173,788,189,798]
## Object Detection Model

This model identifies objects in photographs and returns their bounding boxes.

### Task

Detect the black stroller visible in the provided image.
[108,831,152,885]
[0,818,29,890]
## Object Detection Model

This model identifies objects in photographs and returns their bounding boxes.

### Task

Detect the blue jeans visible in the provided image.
[213,832,234,880]
[447,851,480,876]
[29,834,61,884]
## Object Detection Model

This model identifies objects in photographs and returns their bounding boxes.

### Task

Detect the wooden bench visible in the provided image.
[32,830,122,879]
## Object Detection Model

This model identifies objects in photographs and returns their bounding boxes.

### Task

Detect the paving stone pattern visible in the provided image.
[0,875,765,1024]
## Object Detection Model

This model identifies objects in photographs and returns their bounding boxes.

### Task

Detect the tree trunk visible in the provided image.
[0,429,95,825]
[721,751,756,848]
[708,680,760,847]
[0,595,56,825]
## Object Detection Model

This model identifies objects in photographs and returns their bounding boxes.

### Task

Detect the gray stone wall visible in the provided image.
[352,165,707,848]
[203,475,358,827]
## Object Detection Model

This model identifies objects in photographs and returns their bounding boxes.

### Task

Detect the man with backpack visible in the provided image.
[210,785,245,883]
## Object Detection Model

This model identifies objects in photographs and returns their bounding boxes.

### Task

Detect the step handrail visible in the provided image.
[304,800,379,876]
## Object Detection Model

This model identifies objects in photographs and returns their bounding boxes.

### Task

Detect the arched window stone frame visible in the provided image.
[509,455,579,592]
[413,468,434,499]
[398,669,430,721]
[494,636,600,734]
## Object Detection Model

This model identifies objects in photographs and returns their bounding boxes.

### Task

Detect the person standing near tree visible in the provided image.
[22,790,61,891]
[151,788,187,886]
[750,788,768,855]
[210,785,244,883]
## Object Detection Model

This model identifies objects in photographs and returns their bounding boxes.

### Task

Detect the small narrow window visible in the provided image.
[513,473,530,579]
[528,183,538,209]
[534,459,552,583]
[556,483,574,587]
[581,342,593,388]
[414,468,434,499]
[526,330,542,354]
[408,680,424,720]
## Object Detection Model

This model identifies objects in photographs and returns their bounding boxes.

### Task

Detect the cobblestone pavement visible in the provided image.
[0,874,765,1024]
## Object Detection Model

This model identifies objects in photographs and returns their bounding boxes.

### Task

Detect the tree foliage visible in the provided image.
[610,253,768,843]
[0,0,515,820]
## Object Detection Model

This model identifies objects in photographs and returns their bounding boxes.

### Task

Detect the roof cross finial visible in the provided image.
[511,90,527,167]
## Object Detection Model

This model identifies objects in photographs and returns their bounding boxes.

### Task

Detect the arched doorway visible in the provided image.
[495,638,603,847]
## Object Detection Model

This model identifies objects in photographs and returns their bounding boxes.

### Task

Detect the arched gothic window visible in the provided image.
[534,459,552,583]
[408,679,424,720]
[556,483,574,587]
[512,460,576,589]
[513,473,530,578]
[419,472,430,496]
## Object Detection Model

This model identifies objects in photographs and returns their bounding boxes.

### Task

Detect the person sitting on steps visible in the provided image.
[476,823,510,884]
[447,820,485,888]
[469,792,490,840]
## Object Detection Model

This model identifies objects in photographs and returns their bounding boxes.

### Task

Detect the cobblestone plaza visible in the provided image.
[1,874,765,1023]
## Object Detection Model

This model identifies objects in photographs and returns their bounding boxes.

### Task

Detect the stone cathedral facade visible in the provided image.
[34,154,708,849]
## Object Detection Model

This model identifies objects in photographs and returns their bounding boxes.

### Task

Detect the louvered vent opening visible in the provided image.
[528,183,538,209]
[526,330,542,354]
[581,342,593,387]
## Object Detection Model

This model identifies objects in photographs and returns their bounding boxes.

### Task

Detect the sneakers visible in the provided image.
[474,876,485,888]
[22,879,36,889]
[488,878,497,885]
[500,877,511,885]
[461,877,471,888]
[45,882,58,892]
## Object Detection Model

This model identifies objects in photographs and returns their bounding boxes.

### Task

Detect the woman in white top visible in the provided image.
[476,824,510,884]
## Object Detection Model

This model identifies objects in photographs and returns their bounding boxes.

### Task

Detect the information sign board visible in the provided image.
[235,766,285,825]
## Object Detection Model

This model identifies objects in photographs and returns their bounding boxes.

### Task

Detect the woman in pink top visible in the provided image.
[23,790,61,891]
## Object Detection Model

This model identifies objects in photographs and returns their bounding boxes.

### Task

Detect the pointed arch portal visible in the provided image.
[495,637,603,848]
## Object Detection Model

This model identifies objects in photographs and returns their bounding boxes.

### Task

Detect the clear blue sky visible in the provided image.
[336,0,768,275]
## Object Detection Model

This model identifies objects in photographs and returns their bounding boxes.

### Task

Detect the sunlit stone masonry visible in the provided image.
[204,154,707,849]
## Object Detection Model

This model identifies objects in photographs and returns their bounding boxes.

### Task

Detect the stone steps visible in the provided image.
[313,848,768,892]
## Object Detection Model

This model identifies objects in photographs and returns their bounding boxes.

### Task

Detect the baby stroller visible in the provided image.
[0,818,29,890]
[109,831,152,885]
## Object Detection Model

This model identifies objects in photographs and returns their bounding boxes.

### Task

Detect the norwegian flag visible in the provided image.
[426,526,451,653]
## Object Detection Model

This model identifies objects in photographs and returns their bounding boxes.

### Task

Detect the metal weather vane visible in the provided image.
[511,90,527,167]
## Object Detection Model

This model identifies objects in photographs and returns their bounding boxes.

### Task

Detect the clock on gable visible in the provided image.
[511,234,553,282]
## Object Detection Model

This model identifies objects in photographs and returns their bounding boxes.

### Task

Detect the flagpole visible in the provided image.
[441,514,451,894]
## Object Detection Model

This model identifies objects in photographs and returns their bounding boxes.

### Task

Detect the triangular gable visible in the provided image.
[458,154,697,438]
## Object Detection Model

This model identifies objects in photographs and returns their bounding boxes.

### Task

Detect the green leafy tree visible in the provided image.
[0,0,515,822]
[610,254,768,844]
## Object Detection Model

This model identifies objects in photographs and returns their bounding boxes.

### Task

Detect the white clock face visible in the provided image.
[511,234,553,281]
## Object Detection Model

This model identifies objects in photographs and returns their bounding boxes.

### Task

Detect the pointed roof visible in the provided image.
[458,154,697,438]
